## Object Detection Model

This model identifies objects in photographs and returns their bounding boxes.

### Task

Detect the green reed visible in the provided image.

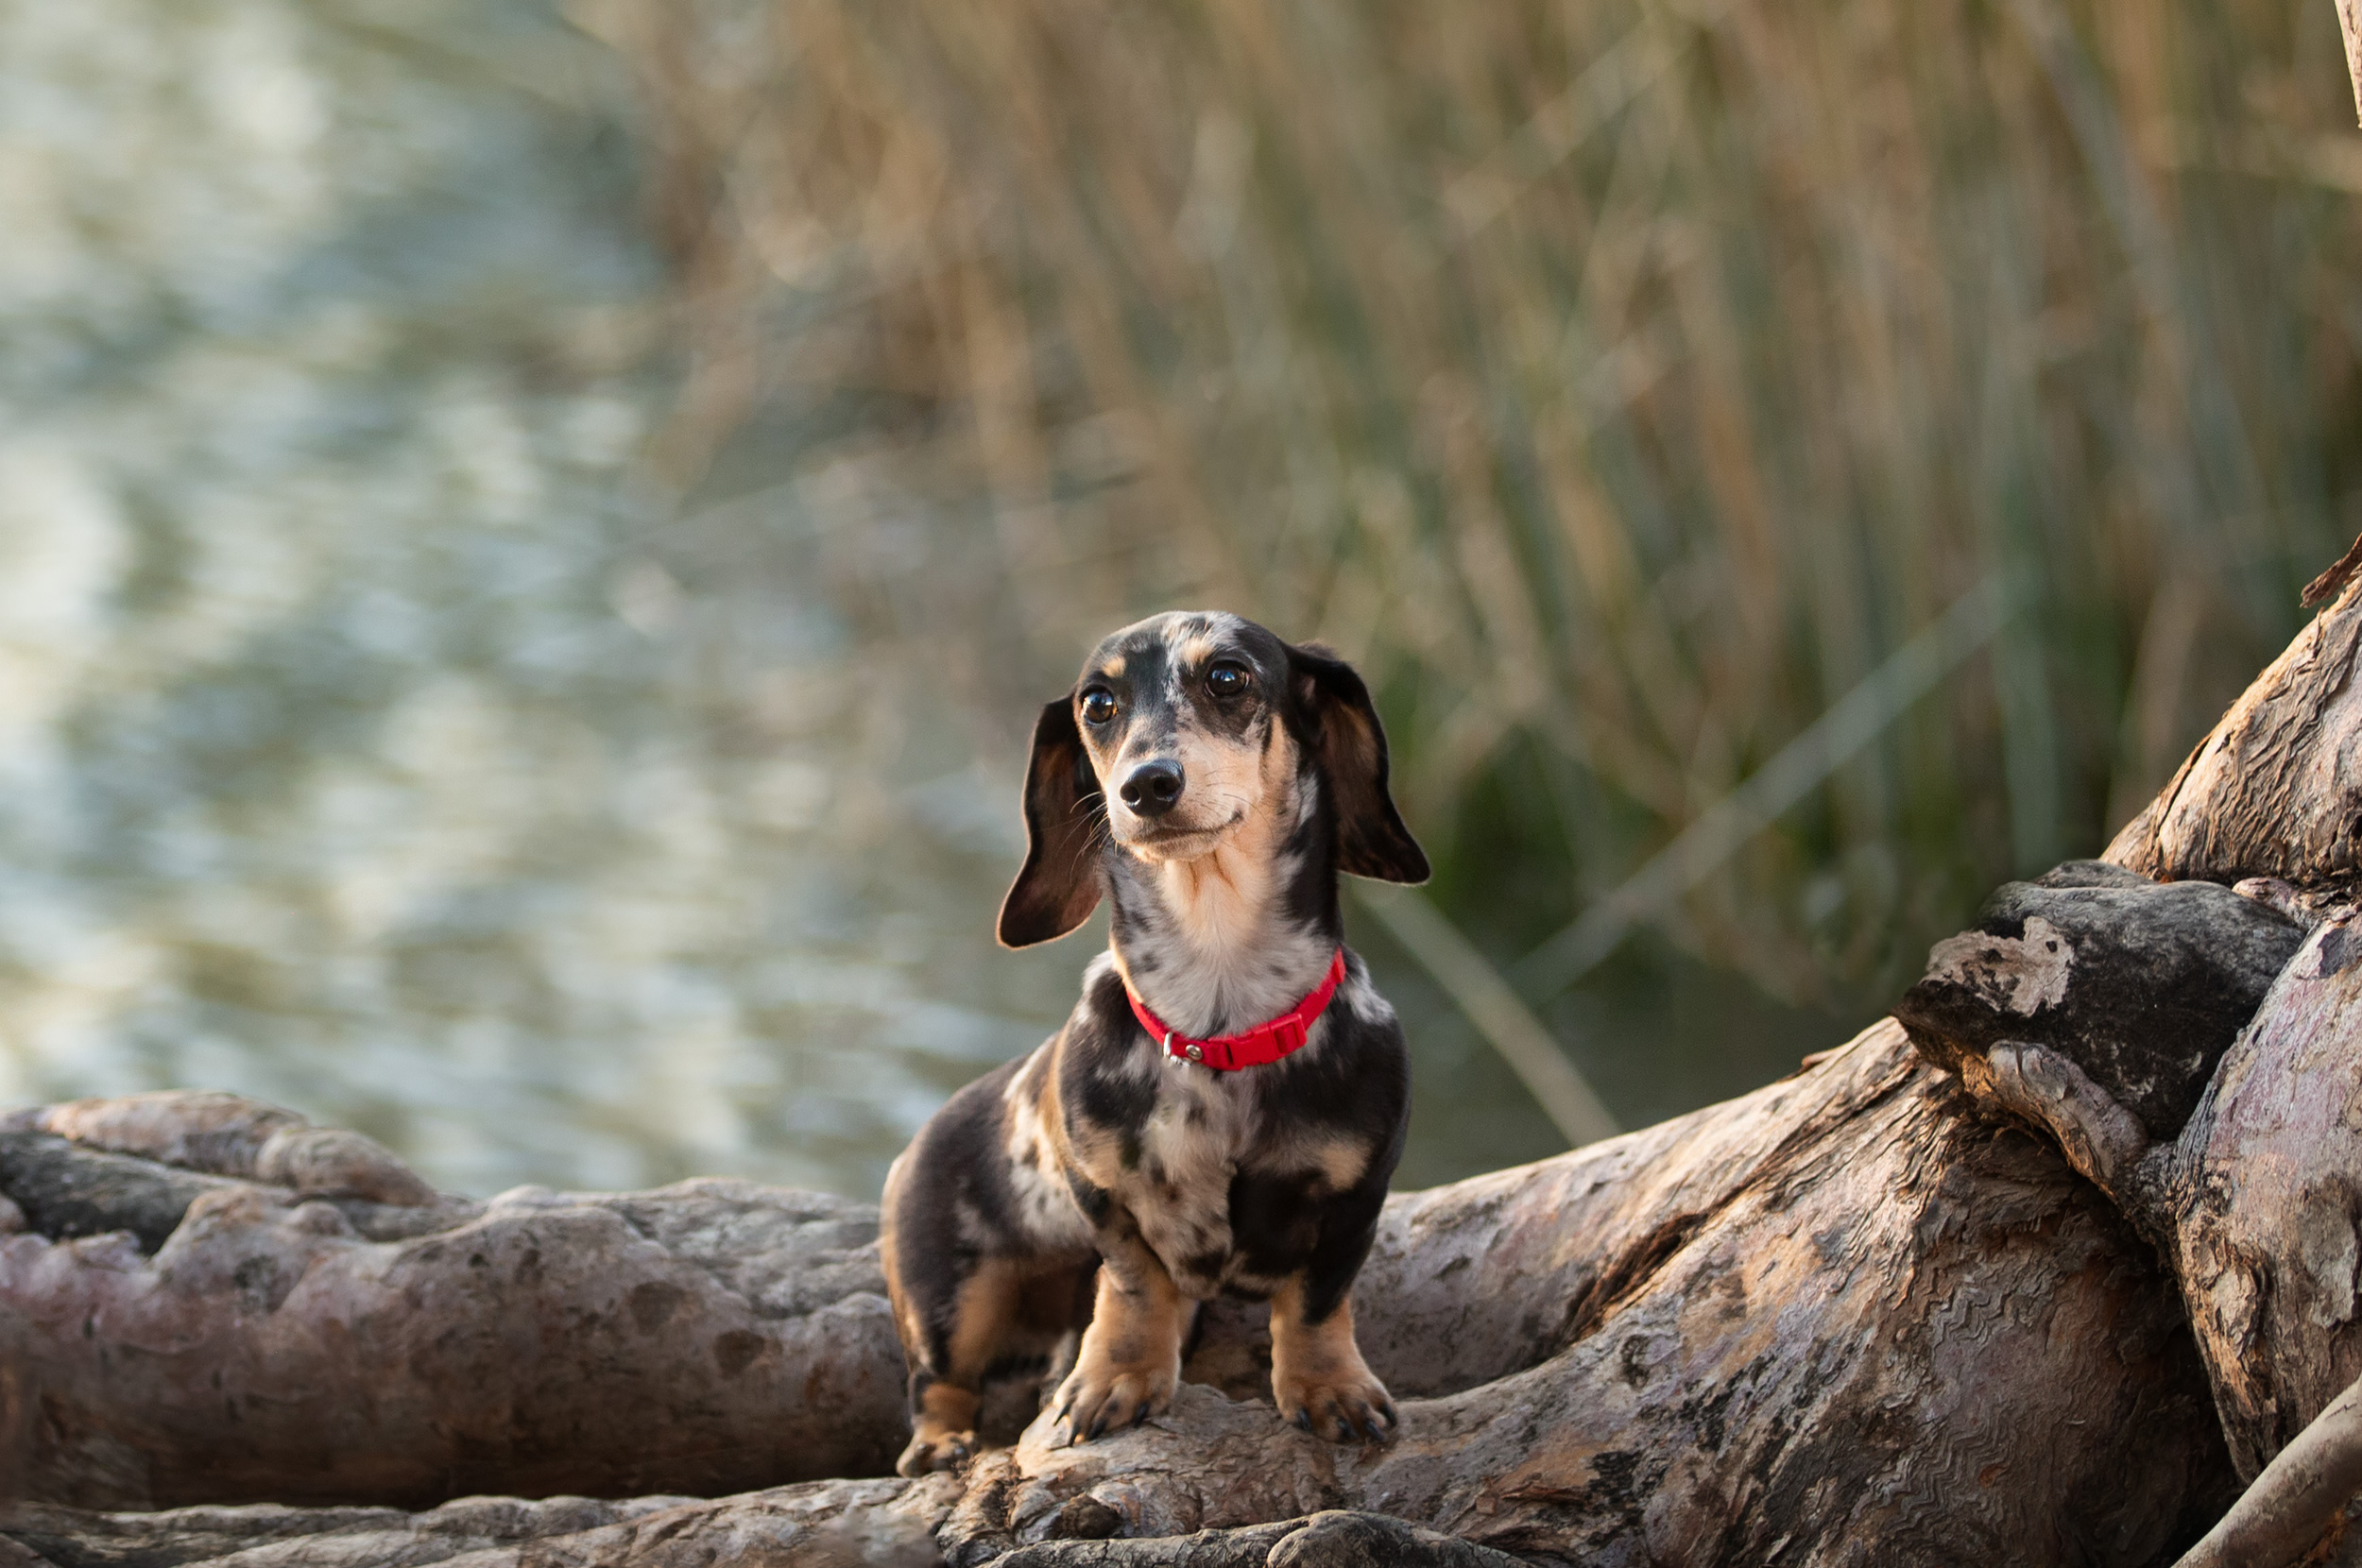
[580,0,2362,1006]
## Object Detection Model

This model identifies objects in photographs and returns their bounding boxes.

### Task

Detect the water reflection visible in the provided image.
[0,0,1855,1202]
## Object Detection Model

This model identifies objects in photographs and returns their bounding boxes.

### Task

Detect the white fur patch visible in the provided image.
[1129,1064,1258,1295]
[1335,971,1396,1028]
[1162,611,1248,676]
[1001,1056,1093,1253]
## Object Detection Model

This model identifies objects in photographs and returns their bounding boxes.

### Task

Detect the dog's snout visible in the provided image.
[1119,759,1185,816]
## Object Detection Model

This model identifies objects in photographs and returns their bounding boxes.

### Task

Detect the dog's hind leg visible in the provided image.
[894,1256,1028,1475]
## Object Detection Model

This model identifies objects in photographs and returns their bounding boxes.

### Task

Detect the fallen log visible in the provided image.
[1,1022,2235,1564]
[1894,893,2362,1566]
[0,1095,907,1507]
[0,1493,1534,1568]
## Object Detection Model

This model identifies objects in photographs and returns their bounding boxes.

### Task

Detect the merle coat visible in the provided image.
[880,611,1428,1475]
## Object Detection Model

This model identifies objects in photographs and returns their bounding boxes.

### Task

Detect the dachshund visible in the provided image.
[880,610,1429,1475]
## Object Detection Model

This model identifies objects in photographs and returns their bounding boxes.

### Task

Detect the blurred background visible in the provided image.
[3,0,2358,1200]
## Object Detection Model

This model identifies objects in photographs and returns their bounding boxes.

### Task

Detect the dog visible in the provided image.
[880,610,1429,1476]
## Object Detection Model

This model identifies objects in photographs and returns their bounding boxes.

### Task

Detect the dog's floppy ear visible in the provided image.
[1287,642,1429,884]
[998,694,1106,946]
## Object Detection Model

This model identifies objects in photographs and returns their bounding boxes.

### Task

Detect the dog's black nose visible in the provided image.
[1119,759,1185,816]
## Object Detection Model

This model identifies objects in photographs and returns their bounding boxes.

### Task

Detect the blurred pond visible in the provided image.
[0,0,1867,1201]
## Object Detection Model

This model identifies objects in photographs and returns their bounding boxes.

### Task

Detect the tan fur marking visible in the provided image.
[880,1152,922,1349]
[915,1380,979,1440]
[895,1253,1089,1474]
[899,1380,982,1475]
[1051,1242,1189,1442]
[1001,1052,1094,1253]
[943,1259,1022,1382]
[1270,1276,1395,1445]
[1156,812,1280,943]
[892,1262,1011,1474]
[1332,705,1379,775]
[1138,718,1296,942]
[1057,1113,1126,1192]
[1304,1133,1371,1193]
[1036,1041,1135,1210]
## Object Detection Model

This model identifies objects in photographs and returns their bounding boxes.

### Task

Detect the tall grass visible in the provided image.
[576,0,2362,1006]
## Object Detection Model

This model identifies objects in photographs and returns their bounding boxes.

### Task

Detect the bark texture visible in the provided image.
[2106,583,2362,890]
[1892,861,2302,1140]
[0,1495,1538,1568]
[2158,910,2362,1479]
[1897,895,2362,1566]
[2,1031,2235,1566]
[2171,1373,2362,1568]
[0,1096,905,1508]
[0,1482,947,1568]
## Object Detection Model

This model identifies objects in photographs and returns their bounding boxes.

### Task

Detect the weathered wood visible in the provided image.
[14,1091,438,1207]
[2,1028,2236,1565]
[0,1133,247,1255]
[2170,1373,2362,1568]
[0,1096,905,1508]
[1892,858,2362,1491]
[975,1510,1531,1567]
[0,1481,945,1568]
[2151,909,2362,1481]
[1901,908,2362,1564]
[1892,861,2302,1141]
[2105,579,2362,889]
[0,1496,1538,1568]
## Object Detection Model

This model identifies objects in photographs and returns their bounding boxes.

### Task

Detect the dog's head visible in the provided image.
[998,611,1429,947]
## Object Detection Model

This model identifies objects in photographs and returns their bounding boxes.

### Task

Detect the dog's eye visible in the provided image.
[1206,662,1250,699]
[1080,689,1118,724]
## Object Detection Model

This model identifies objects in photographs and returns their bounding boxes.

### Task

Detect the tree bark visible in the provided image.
[2104,580,2362,891]
[0,1099,907,1508]
[22,582,2362,1563]
[1,1025,2234,1565]
[2171,1373,2362,1568]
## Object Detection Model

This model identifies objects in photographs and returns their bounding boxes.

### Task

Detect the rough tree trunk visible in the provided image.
[18,583,2362,1565]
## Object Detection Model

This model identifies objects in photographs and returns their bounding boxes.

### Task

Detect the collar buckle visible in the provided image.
[1130,948,1346,1073]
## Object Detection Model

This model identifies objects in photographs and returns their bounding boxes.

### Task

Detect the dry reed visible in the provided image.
[573,0,2362,1005]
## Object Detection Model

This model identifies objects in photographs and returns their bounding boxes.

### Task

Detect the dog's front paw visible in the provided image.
[1049,1346,1178,1444]
[1275,1366,1397,1446]
[895,1423,975,1476]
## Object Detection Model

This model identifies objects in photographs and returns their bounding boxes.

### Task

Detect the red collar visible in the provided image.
[1123,949,1348,1071]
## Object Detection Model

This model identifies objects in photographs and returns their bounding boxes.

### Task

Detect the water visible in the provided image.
[0,0,1861,1203]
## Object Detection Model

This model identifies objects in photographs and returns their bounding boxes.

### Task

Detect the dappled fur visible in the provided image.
[880,612,1427,1474]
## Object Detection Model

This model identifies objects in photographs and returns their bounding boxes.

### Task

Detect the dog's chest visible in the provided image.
[1114,1063,1259,1287]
